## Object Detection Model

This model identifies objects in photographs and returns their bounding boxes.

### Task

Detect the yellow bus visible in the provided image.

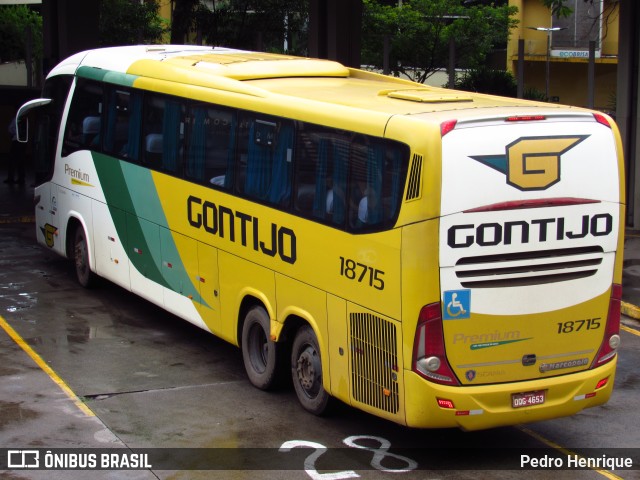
[17,46,624,430]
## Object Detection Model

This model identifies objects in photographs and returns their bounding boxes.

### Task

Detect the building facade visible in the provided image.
[507,0,619,111]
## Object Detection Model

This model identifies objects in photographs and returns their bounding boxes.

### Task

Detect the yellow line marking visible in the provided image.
[621,324,640,337]
[0,314,95,417]
[517,426,623,479]
[621,301,640,320]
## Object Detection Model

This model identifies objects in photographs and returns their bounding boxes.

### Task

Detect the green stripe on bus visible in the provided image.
[92,152,206,307]
[77,66,138,87]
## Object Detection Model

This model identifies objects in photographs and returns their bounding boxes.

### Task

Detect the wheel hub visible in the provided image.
[296,346,319,392]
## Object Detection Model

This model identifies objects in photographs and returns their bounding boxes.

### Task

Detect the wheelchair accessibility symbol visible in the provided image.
[443,290,471,320]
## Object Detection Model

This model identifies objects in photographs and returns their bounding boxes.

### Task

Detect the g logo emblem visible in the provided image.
[470,135,588,191]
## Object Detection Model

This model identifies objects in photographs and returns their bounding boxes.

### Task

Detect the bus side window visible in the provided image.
[293,126,324,218]
[185,105,235,189]
[238,115,294,206]
[142,95,183,173]
[293,126,347,226]
[62,78,104,157]
[348,138,409,232]
[104,87,141,160]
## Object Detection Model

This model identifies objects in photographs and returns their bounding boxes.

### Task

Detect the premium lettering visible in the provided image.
[65,163,90,183]
[447,213,613,248]
[187,195,297,264]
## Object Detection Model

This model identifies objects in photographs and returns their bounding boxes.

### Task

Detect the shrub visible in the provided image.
[454,67,517,97]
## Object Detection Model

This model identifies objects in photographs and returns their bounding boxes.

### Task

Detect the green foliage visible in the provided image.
[523,86,546,101]
[0,5,42,63]
[454,67,517,97]
[172,0,309,55]
[99,0,168,47]
[540,0,574,18]
[362,0,519,83]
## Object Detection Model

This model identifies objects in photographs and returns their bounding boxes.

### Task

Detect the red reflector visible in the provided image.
[595,377,609,390]
[505,115,546,122]
[593,113,611,128]
[437,398,455,409]
[440,120,457,137]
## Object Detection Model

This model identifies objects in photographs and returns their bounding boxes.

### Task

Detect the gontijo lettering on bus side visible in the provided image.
[187,195,297,265]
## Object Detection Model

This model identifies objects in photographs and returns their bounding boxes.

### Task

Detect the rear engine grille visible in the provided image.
[455,246,603,288]
[350,313,399,413]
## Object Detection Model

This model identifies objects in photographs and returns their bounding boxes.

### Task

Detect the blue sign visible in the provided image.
[443,290,471,320]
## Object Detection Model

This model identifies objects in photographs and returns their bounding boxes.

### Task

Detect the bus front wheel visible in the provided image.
[241,305,278,390]
[73,226,97,288]
[291,325,330,415]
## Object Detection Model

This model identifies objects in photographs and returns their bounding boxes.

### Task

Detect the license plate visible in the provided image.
[511,390,546,408]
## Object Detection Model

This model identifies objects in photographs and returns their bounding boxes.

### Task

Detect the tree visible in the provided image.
[361,0,518,83]
[171,0,201,44]
[99,0,167,47]
[170,0,309,55]
[0,5,42,63]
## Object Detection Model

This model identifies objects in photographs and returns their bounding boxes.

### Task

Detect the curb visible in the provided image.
[621,301,640,321]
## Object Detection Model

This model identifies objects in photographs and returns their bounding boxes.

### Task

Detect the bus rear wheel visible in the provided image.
[291,325,330,415]
[73,226,96,288]
[241,305,279,390]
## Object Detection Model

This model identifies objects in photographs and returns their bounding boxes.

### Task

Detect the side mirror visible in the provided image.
[16,98,52,143]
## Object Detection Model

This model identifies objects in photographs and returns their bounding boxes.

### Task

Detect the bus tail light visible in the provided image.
[413,303,460,385]
[592,284,621,368]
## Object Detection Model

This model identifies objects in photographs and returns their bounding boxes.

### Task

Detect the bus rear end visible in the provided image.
[407,111,624,430]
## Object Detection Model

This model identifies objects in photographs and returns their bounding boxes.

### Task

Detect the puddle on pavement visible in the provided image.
[2,291,38,313]
[0,400,40,428]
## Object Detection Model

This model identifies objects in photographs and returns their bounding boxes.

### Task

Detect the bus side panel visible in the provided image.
[127,213,163,306]
[57,184,93,260]
[400,219,441,368]
[275,274,330,391]
[195,241,222,332]
[92,201,131,290]
[160,228,210,332]
[326,294,351,404]
[34,183,53,249]
[217,250,276,346]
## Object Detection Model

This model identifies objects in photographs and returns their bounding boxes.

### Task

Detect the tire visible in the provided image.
[73,226,97,288]
[241,305,279,390]
[290,325,330,415]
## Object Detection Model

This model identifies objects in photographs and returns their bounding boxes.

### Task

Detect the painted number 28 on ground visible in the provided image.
[280,435,417,479]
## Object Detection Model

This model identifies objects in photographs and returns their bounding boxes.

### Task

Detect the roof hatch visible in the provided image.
[385,89,473,103]
[165,54,350,80]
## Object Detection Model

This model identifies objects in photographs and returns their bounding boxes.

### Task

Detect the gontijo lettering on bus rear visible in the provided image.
[187,195,297,264]
[447,213,613,248]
